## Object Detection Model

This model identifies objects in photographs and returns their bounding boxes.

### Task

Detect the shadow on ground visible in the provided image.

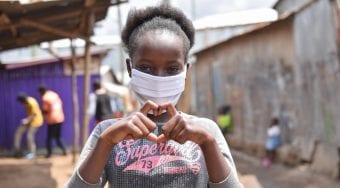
[0,155,75,188]
[0,160,57,188]
[232,150,340,188]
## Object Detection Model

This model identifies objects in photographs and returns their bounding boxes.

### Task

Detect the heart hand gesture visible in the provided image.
[100,100,212,147]
[158,102,213,146]
[100,101,160,146]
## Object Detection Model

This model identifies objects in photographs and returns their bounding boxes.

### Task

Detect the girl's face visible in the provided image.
[130,30,186,77]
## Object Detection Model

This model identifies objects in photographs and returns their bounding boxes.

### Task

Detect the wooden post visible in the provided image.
[81,1,95,147]
[70,39,80,163]
[82,38,92,147]
[116,1,125,83]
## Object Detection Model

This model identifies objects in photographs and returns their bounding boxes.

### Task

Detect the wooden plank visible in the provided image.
[0,0,114,51]
[0,13,17,37]
[85,0,96,7]
[20,19,85,40]
[0,33,60,50]
[0,5,107,32]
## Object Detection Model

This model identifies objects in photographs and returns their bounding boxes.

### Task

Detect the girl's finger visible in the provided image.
[146,133,158,142]
[125,122,144,139]
[174,129,187,144]
[168,117,185,139]
[131,115,151,136]
[162,114,181,137]
[136,112,156,131]
[140,100,159,115]
[158,102,177,117]
[156,134,167,143]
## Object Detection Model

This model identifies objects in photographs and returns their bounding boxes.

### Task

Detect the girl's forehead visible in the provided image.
[137,31,183,49]
[132,31,185,60]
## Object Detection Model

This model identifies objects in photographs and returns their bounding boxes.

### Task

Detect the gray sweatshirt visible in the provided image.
[66,113,243,188]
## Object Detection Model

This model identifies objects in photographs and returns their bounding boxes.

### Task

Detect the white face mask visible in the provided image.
[130,68,187,106]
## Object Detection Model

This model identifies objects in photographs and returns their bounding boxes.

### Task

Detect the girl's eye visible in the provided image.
[137,65,153,74]
[167,67,180,75]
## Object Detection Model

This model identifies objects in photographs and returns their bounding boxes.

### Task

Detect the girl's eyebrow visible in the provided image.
[137,58,154,63]
[166,62,182,66]
[166,60,184,65]
[137,58,183,64]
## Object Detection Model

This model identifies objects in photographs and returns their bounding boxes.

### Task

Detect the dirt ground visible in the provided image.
[0,154,76,188]
[233,150,340,188]
[0,151,339,188]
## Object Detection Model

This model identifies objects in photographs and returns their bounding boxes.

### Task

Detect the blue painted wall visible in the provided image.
[0,61,99,151]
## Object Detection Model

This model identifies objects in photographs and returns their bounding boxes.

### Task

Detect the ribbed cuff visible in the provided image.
[64,170,101,188]
[208,172,243,188]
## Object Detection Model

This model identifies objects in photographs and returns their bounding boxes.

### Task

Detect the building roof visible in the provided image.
[193,0,316,56]
[0,48,108,70]
[0,0,127,51]
[193,8,278,31]
[192,21,275,56]
[273,0,316,18]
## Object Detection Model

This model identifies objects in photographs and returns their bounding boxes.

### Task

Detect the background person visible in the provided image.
[262,117,282,167]
[92,80,114,123]
[14,93,43,159]
[38,85,67,158]
[216,105,233,135]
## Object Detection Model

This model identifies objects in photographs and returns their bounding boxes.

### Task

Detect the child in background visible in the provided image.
[263,117,282,167]
[217,105,233,135]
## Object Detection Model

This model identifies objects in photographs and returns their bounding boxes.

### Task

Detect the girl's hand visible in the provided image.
[158,102,214,146]
[100,101,159,147]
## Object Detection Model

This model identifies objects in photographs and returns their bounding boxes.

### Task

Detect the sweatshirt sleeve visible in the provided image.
[65,120,114,188]
[199,118,244,188]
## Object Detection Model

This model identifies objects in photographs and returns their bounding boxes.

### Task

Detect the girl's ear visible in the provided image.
[126,58,132,77]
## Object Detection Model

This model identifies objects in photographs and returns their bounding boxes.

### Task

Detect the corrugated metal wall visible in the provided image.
[293,0,340,145]
[0,61,99,151]
[193,0,340,163]
[194,17,295,145]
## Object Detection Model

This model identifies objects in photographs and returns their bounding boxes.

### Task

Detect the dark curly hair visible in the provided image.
[17,92,27,103]
[121,4,195,61]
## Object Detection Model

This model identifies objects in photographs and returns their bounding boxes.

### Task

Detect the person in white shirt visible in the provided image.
[263,117,282,167]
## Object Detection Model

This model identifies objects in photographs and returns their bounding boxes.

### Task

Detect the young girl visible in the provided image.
[263,117,282,167]
[67,4,242,188]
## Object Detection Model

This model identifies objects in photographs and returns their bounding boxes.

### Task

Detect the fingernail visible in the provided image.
[146,133,158,142]
[157,134,167,143]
